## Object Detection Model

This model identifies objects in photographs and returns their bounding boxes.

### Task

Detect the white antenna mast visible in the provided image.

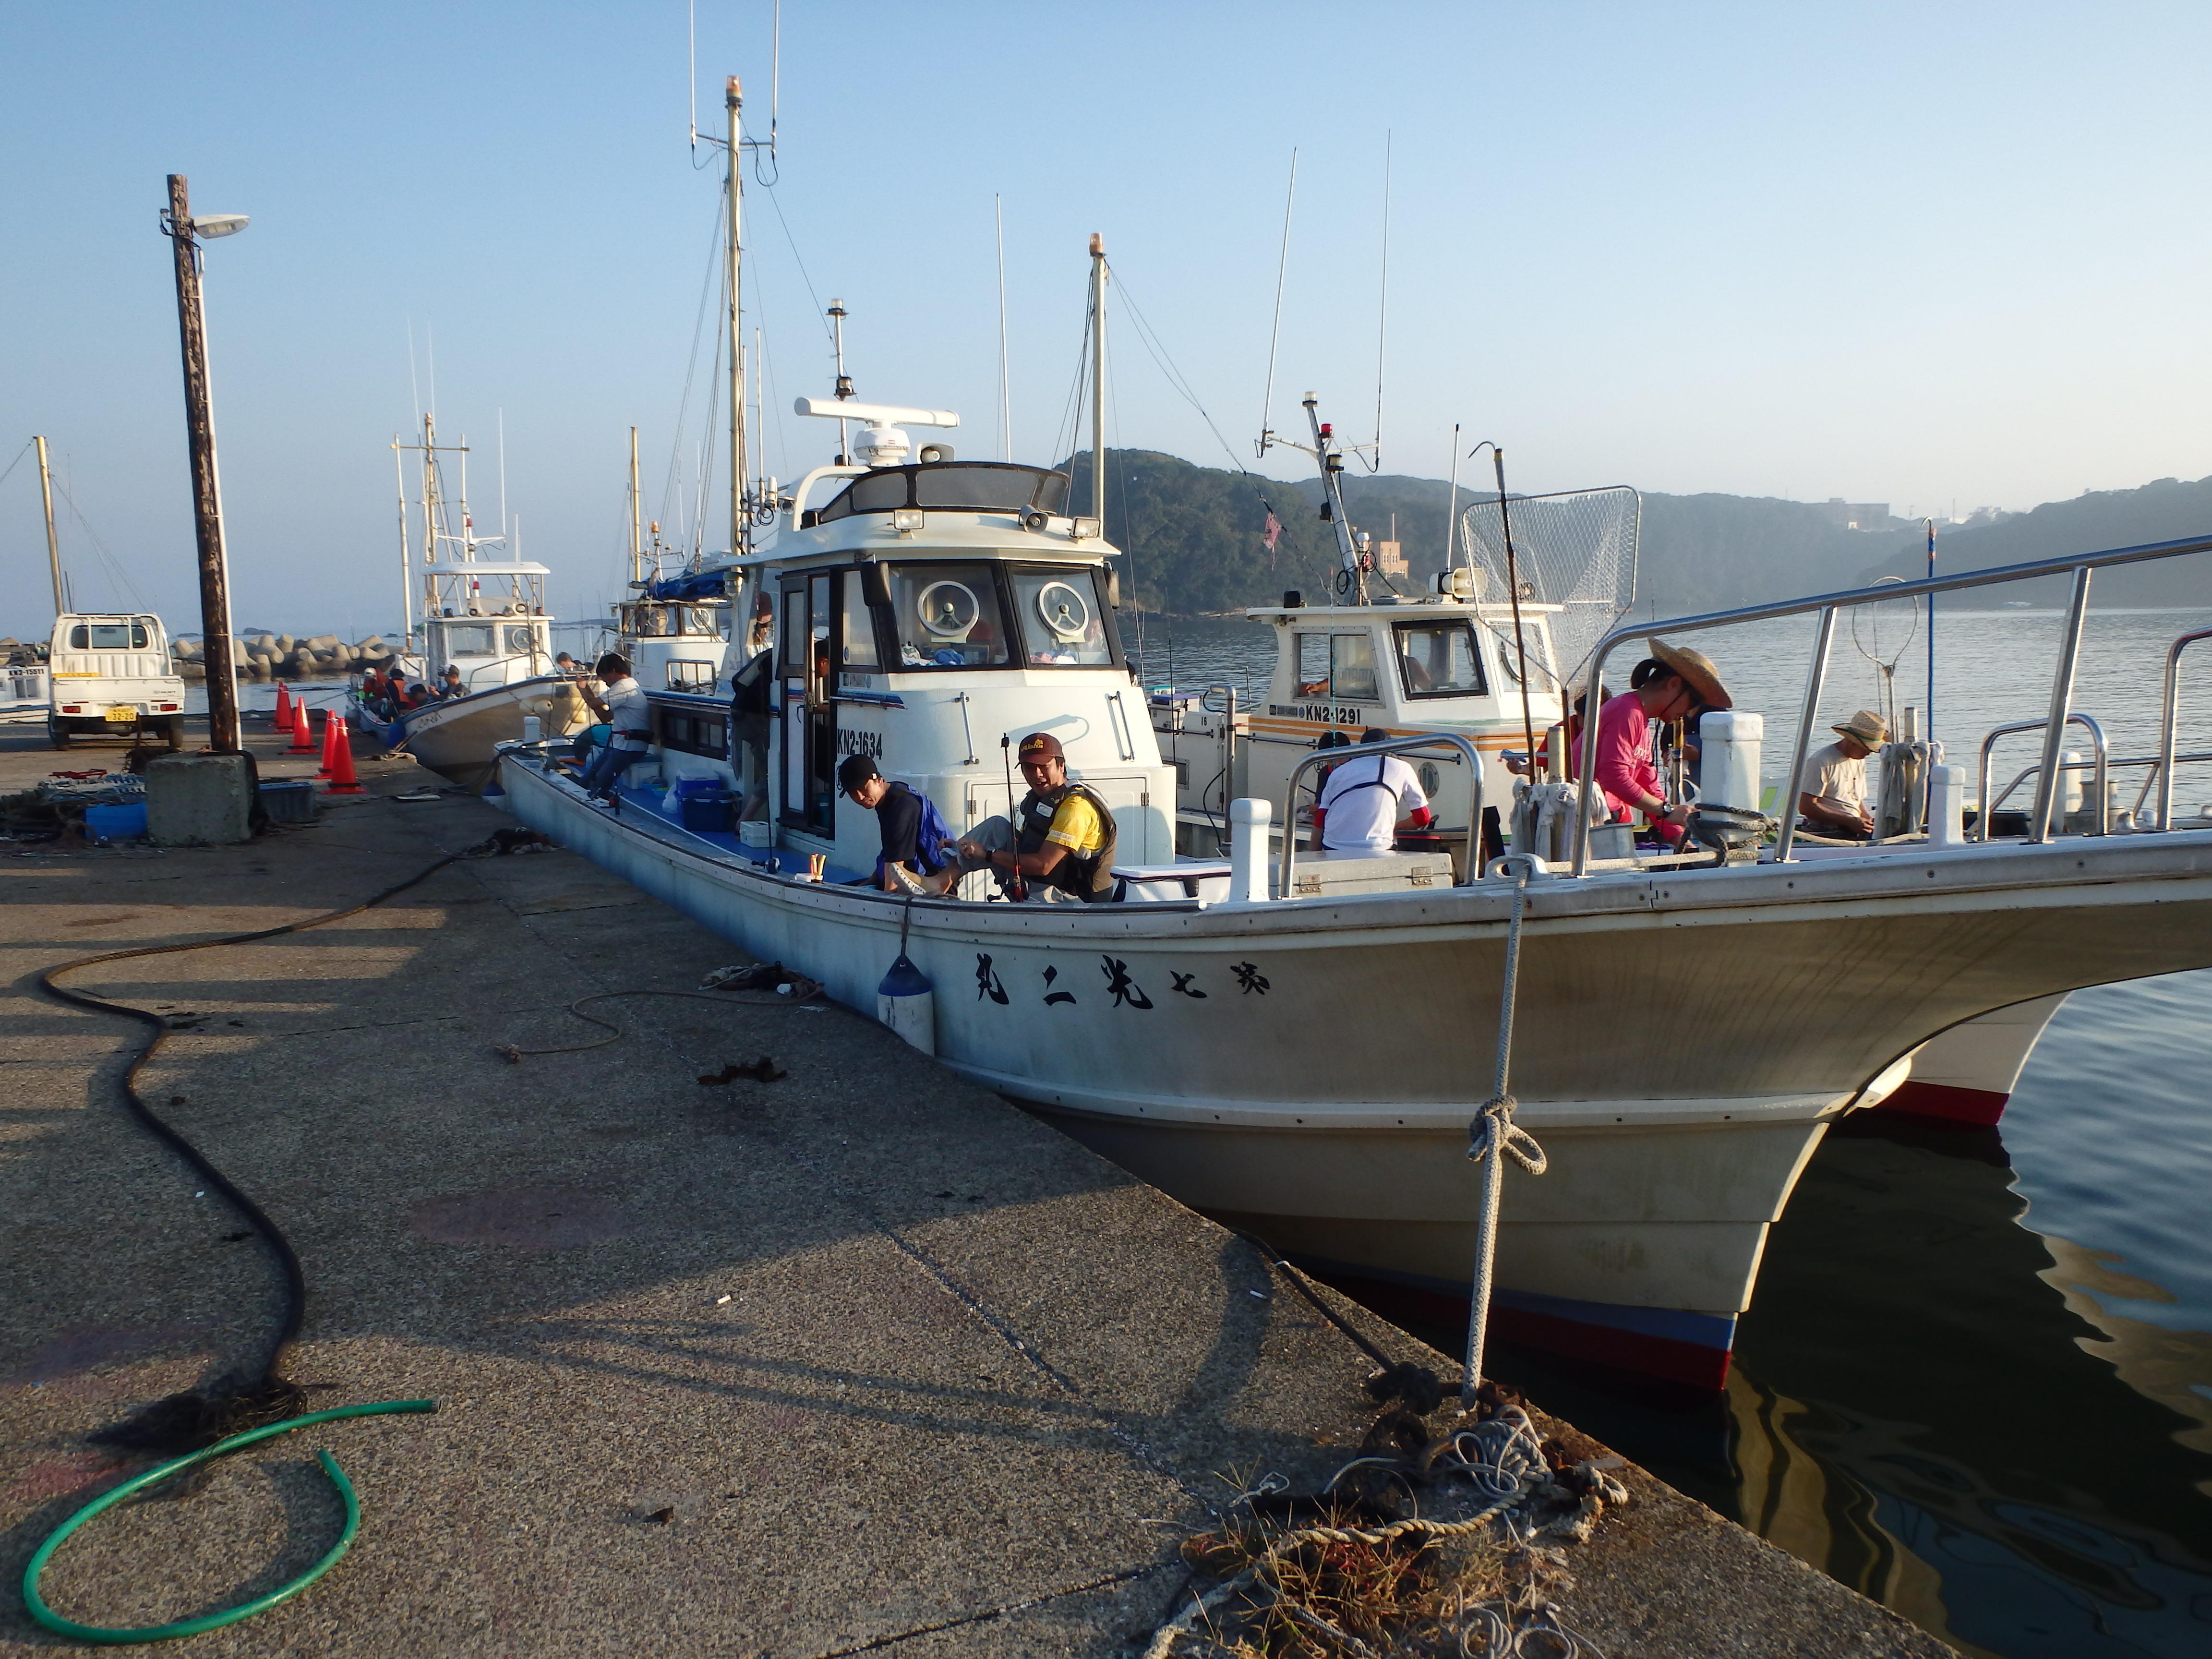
[1443,422,1461,574]
[1368,130,1391,473]
[1256,149,1297,459]
[996,193,1012,462]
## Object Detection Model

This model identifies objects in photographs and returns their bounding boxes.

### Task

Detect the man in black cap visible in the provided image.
[953,731,1119,902]
[837,754,958,893]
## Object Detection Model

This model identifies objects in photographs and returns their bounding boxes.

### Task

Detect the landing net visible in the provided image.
[1459,485,1640,694]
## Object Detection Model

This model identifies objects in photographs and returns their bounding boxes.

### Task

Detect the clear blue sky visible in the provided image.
[7,1,2212,637]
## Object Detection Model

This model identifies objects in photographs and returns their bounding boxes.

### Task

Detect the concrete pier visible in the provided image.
[0,719,1952,1656]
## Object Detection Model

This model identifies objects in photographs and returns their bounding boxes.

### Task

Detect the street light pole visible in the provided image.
[160,173,242,753]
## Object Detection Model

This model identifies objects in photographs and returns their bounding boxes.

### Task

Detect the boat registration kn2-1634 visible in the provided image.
[498,415,2212,1390]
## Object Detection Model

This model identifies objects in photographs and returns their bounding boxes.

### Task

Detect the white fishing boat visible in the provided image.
[349,413,590,778]
[495,106,2212,1387]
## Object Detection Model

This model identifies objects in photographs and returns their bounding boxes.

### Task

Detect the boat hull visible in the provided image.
[500,753,2212,1382]
[362,678,590,780]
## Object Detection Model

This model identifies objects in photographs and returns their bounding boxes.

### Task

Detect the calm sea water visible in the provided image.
[1137,609,2212,1659]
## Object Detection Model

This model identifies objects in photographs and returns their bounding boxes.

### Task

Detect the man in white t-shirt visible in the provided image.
[1795,709,1887,838]
[579,652,653,802]
[1315,728,1433,854]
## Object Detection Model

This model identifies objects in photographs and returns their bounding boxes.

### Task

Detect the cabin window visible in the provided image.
[441,624,496,656]
[838,570,881,669]
[1394,622,1487,699]
[665,660,718,692]
[1330,633,1379,701]
[1008,566,1112,666]
[1490,620,1558,690]
[655,704,726,758]
[68,623,147,650]
[885,563,1011,669]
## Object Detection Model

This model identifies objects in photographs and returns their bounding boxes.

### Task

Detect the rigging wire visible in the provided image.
[0,437,36,492]
[658,193,730,545]
[54,472,147,613]
[1106,265,1290,535]
[1256,148,1297,456]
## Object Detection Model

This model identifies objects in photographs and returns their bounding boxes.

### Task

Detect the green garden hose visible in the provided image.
[22,1399,436,1644]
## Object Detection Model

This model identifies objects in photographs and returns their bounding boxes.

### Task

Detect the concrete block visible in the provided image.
[145,753,254,846]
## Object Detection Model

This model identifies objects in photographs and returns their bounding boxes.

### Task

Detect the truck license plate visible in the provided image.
[104,706,138,723]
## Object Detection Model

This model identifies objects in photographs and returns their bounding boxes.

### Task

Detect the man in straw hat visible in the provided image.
[1796,709,1888,839]
[1591,638,1731,845]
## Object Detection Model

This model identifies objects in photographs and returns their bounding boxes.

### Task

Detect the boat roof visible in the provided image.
[724,459,1114,569]
[1243,599,1563,620]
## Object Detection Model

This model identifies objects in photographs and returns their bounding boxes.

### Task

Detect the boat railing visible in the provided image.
[462,653,543,690]
[1277,733,1486,899]
[1977,714,2108,837]
[1984,746,2212,830]
[1570,529,2212,873]
[2154,627,2212,830]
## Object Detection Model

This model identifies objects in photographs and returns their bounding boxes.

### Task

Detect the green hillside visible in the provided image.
[1854,474,2212,609]
[1068,448,2212,618]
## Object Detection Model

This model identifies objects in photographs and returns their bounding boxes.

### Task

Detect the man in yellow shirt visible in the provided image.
[955,731,1120,902]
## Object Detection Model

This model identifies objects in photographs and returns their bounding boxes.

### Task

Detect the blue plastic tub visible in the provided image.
[84,803,148,841]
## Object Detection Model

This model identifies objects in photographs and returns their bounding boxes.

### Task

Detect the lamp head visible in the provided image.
[192,214,250,239]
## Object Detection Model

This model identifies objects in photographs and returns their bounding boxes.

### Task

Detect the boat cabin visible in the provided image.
[419,562,554,693]
[640,456,1176,886]
[1151,594,1567,860]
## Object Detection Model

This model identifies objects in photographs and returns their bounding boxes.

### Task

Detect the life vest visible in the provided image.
[729,649,773,718]
[1015,781,1118,902]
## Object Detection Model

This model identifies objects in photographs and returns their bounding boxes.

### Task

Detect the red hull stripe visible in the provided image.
[1870,1080,2010,1127]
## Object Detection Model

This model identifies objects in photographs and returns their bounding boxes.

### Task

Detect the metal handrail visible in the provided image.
[1991,750,2212,819]
[1975,712,2107,834]
[1570,528,2212,872]
[2154,628,2212,830]
[1277,733,1486,898]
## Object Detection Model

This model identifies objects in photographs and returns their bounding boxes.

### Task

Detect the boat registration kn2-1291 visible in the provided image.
[498,409,2212,1391]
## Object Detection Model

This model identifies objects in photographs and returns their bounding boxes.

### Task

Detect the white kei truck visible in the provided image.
[46,613,190,750]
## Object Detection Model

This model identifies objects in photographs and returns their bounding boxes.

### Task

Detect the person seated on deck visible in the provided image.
[435,664,466,701]
[577,652,650,803]
[837,755,959,894]
[951,732,1119,903]
[1313,728,1434,854]
[1593,638,1731,849]
[1796,709,1887,840]
[553,651,580,676]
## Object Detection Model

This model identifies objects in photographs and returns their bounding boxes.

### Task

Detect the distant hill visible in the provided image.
[1065,449,2212,618]
[1854,474,2212,609]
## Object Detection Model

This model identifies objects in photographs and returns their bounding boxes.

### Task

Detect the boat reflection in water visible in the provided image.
[1435,1104,2212,1659]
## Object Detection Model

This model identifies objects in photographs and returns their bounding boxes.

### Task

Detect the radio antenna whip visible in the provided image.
[1255,149,1297,459]
[1367,131,1391,473]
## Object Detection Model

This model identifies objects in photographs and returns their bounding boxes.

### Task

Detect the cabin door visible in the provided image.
[778,574,836,834]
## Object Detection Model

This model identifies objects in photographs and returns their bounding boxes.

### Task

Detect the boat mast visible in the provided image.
[628,426,643,585]
[1089,232,1107,522]
[1304,394,1367,603]
[391,436,412,652]
[33,435,63,614]
[725,75,746,559]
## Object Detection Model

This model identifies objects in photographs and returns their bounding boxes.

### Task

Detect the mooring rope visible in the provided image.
[1464,859,1550,1406]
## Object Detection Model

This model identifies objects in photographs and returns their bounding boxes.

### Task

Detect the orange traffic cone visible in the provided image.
[317,706,339,775]
[287,694,316,753]
[273,680,292,729]
[324,711,365,794]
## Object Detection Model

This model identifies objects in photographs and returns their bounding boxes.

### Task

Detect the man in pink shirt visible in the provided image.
[1593,638,1732,844]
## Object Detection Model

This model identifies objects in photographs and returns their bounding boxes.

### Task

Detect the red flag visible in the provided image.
[1262,510,1282,553]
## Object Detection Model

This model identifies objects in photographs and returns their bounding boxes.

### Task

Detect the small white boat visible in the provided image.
[351,413,591,779]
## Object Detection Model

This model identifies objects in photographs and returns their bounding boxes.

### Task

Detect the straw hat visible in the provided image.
[1832,709,1889,749]
[1646,637,1732,710]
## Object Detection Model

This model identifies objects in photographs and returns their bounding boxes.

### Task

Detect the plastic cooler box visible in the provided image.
[672,779,735,833]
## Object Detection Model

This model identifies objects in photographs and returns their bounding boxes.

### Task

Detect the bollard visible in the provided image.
[1229,798,1272,902]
